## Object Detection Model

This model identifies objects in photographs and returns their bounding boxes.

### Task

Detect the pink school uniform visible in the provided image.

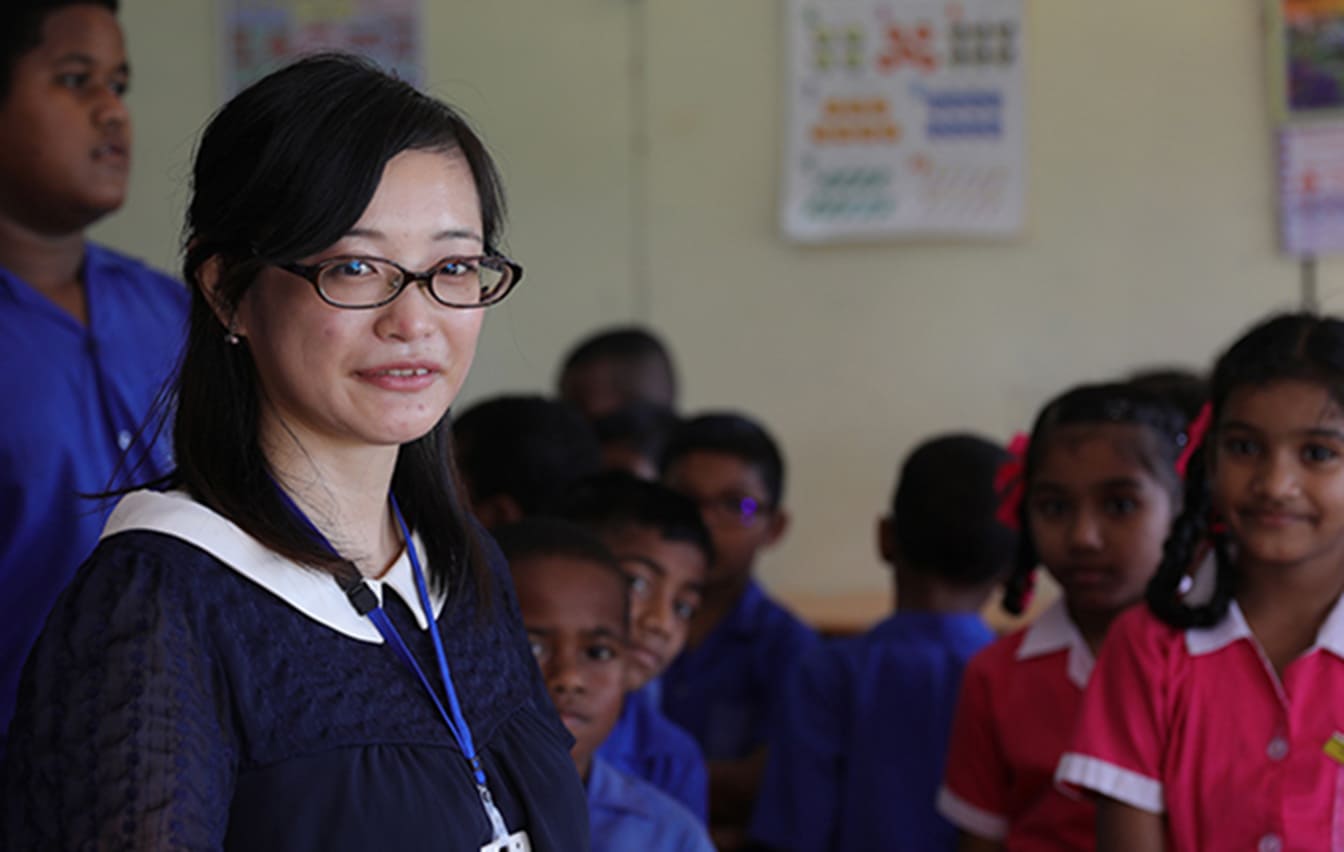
[937,600,1097,851]
[1057,590,1344,852]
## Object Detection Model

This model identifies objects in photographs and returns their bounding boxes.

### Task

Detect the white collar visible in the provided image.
[1016,597,1094,688]
[1184,558,1344,660]
[101,489,445,643]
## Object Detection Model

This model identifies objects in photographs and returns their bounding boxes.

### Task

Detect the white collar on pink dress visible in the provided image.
[1015,597,1094,688]
[1185,557,1344,660]
[100,489,445,643]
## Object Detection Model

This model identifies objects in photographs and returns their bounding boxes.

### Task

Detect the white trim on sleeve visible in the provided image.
[935,786,1008,840]
[1055,753,1164,814]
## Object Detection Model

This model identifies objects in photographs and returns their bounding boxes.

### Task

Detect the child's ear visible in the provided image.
[473,494,524,530]
[195,254,247,337]
[877,515,897,564]
[762,506,790,548]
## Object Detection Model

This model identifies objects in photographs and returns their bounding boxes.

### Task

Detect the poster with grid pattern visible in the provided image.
[782,0,1026,243]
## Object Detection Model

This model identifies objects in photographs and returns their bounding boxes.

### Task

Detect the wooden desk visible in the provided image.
[778,577,1061,638]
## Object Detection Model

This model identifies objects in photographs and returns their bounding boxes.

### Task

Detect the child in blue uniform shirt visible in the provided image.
[499,519,714,852]
[750,434,1017,851]
[559,471,714,822]
[0,0,188,745]
[659,412,819,849]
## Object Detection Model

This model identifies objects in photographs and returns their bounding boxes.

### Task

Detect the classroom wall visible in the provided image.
[100,1,1342,624]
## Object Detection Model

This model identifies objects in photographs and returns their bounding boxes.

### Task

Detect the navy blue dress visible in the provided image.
[2,524,588,850]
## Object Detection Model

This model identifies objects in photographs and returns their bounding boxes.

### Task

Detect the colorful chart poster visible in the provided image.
[1279,123,1344,256]
[1267,0,1344,121]
[1266,1,1344,255]
[782,0,1026,243]
[221,0,422,96]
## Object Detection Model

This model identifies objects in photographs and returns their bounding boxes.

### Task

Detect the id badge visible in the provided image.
[480,830,530,852]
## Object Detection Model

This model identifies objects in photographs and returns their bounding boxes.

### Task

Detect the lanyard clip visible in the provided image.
[477,782,510,842]
[345,580,379,615]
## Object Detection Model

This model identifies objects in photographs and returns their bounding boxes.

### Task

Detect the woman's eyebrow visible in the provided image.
[343,226,483,242]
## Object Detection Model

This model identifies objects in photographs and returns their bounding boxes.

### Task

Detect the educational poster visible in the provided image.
[1267,0,1344,121]
[221,0,422,96]
[782,0,1026,243]
[1266,1,1344,255]
[1279,123,1344,256]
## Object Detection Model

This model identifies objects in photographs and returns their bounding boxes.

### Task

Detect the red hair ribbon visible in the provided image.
[995,431,1030,529]
[1175,402,1212,478]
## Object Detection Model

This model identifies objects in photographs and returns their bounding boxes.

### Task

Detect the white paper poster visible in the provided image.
[782,0,1026,243]
[221,0,423,96]
[1279,122,1344,256]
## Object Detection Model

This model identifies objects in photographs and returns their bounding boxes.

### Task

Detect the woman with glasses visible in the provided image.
[2,54,587,851]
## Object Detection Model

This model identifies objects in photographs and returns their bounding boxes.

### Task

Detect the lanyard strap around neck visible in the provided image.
[272,484,509,841]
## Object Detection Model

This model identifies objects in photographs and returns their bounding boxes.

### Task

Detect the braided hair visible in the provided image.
[1146,313,1344,628]
[1001,382,1190,615]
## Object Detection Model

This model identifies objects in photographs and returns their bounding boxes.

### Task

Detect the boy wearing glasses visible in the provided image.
[558,471,714,823]
[658,412,818,850]
[498,519,714,852]
[0,0,187,747]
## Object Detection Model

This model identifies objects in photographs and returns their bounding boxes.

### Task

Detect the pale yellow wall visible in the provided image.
[97,1,1343,626]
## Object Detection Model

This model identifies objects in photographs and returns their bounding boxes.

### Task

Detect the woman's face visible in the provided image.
[235,148,486,457]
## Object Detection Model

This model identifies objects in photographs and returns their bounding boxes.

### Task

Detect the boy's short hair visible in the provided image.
[891,433,1017,586]
[557,471,715,566]
[495,517,629,627]
[0,1,118,101]
[452,395,602,515]
[591,402,680,464]
[660,412,786,507]
[560,326,676,386]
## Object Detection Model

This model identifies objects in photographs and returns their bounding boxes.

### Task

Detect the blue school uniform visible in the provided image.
[588,755,714,851]
[749,611,995,852]
[661,579,819,760]
[0,244,187,742]
[597,682,708,822]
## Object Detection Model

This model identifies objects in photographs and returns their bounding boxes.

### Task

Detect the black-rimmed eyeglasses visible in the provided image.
[276,254,522,309]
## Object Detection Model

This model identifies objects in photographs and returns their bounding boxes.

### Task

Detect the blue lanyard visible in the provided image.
[274,487,509,841]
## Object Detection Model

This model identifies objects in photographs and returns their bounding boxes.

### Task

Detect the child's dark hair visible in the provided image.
[1002,382,1190,615]
[1127,366,1209,423]
[660,412,786,507]
[1147,312,1344,628]
[591,402,680,469]
[556,471,715,567]
[495,517,630,629]
[558,325,678,408]
[892,434,1018,586]
[0,1,118,102]
[452,395,602,515]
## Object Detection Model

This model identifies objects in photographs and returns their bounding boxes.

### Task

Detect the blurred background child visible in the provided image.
[751,433,1017,851]
[659,412,818,849]
[559,470,713,822]
[499,518,713,852]
[591,401,681,481]
[451,394,601,528]
[0,0,187,748]
[557,325,679,422]
[1060,314,1344,851]
[938,383,1188,851]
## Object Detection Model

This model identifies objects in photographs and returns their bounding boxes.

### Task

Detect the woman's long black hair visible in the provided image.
[1001,382,1190,615]
[1146,313,1344,628]
[174,54,504,605]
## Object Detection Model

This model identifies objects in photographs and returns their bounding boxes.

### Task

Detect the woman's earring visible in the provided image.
[224,320,242,345]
